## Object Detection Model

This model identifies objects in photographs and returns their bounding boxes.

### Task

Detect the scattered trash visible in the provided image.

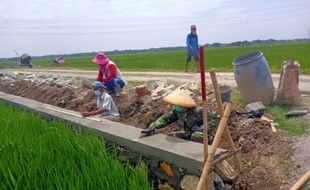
[260,114,273,123]
[236,110,263,118]
[245,101,266,112]
[270,122,278,132]
[275,60,301,105]
[286,109,308,117]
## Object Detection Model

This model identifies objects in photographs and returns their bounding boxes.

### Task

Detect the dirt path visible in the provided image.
[1,68,310,93]
[293,107,310,180]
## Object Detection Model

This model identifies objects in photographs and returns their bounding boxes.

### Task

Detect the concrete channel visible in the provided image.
[0,91,226,188]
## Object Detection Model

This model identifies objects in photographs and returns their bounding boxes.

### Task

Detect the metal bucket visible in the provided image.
[219,85,232,103]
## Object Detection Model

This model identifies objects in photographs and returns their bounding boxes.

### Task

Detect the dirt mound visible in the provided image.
[0,79,97,112]
[225,115,293,189]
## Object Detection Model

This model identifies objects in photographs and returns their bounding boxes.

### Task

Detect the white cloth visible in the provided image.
[97,92,120,117]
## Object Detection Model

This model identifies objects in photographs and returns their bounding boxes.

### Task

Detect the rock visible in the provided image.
[160,162,174,177]
[179,82,200,91]
[158,181,174,190]
[214,172,225,189]
[146,80,160,90]
[286,110,308,116]
[180,175,199,190]
[250,166,266,177]
[26,74,36,79]
[245,101,266,112]
[214,160,237,182]
[0,72,4,77]
[135,84,148,97]
[128,87,136,94]
[224,184,232,190]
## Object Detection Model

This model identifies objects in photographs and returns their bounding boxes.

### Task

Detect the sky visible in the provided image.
[0,0,309,58]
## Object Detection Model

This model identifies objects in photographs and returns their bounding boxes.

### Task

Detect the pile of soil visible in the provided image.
[0,78,294,189]
[226,114,293,189]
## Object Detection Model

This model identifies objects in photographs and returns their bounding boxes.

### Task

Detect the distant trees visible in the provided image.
[1,38,309,62]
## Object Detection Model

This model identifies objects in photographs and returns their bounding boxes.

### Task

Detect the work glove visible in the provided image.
[140,128,155,137]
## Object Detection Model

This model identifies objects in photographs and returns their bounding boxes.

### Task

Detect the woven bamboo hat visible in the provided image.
[163,88,197,108]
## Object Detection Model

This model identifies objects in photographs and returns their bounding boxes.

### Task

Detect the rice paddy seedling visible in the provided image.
[0,102,153,190]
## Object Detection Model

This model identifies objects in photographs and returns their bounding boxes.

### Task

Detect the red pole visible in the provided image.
[200,47,207,101]
[199,46,209,161]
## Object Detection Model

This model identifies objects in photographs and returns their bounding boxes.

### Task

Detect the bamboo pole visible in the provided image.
[199,46,208,161]
[196,103,233,190]
[209,69,242,172]
[290,170,310,190]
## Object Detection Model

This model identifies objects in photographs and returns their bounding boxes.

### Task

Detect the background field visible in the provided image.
[1,42,309,73]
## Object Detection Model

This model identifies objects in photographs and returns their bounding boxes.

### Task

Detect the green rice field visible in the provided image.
[0,102,153,190]
[1,42,310,73]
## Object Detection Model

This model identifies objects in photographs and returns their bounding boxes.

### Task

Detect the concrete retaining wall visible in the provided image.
[0,91,226,188]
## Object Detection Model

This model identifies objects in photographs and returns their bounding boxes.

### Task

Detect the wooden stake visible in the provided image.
[209,69,242,172]
[196,103,233,190]
[290,170,310,190]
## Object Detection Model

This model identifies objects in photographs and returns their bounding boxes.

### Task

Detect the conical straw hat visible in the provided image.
[163,88,197,108]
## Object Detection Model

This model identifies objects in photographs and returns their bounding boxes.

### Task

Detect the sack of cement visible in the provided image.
[274,60,301,105]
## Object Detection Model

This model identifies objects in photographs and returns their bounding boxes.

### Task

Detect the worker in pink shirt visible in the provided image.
[92,52,125,96]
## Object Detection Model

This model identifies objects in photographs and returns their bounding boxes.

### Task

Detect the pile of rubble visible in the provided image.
[0,72,78,88]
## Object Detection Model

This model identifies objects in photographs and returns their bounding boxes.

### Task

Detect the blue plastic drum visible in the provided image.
[233,51,274,105]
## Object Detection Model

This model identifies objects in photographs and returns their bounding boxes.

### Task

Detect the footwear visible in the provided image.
[115,87,122,97]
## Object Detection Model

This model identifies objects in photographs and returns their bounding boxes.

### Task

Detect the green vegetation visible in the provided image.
[1,42,309,73]
[266,105,309,136]
[0,102,153,190]
[231,90,309,136]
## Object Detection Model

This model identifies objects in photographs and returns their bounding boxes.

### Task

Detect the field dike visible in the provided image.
[0,72,295,189]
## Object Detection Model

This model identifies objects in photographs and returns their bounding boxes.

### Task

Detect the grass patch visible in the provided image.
[266,105,309,136]
[231,88,246,108]
[0,102,153,190]
[1,42,309,73]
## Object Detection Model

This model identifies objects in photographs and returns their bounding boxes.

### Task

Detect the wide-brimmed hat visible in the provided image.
[92,52,109,65]
[163,88,197,108]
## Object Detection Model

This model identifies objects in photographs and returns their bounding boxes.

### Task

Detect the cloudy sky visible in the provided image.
[0,0,309,58]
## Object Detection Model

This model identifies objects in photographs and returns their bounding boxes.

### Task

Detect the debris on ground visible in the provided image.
[286,109,309,117]
[245,101,266,112]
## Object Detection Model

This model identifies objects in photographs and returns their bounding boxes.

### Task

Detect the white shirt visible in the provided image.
[97,92,120,117]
